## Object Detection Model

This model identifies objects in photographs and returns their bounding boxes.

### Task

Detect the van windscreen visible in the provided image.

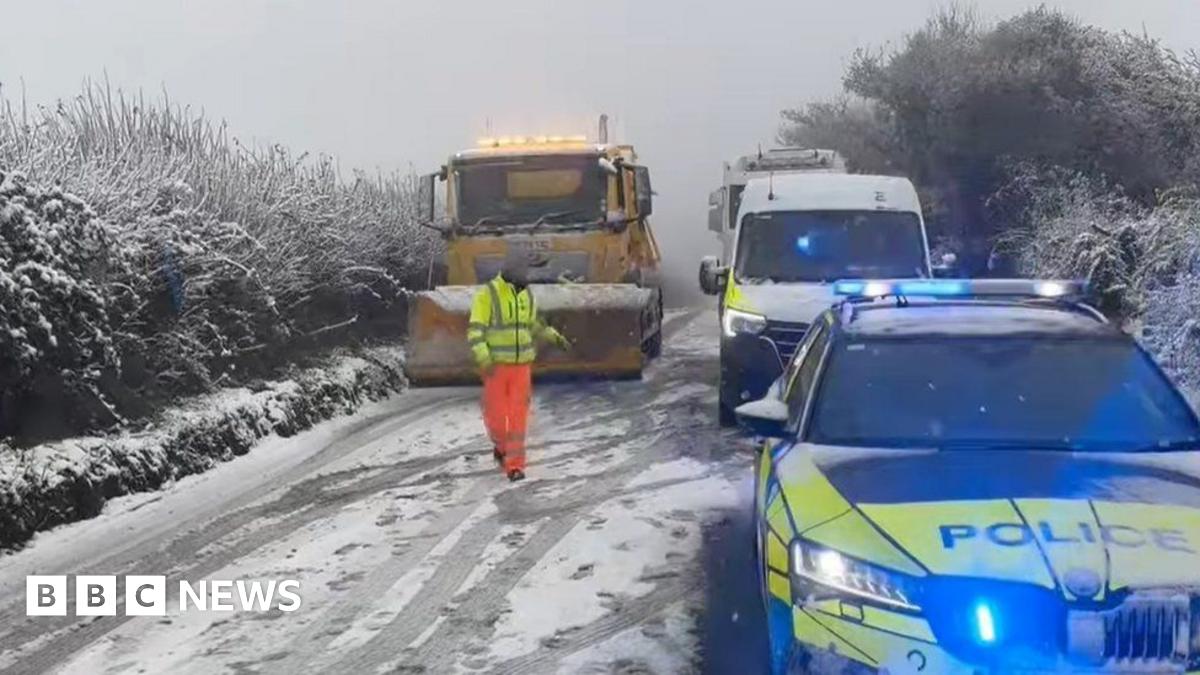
[735,210,927,283]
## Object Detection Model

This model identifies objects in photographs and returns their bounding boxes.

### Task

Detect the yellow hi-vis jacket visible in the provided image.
[467,275,568,368]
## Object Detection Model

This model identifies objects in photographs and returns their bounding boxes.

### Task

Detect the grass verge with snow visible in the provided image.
[0,345,406,550]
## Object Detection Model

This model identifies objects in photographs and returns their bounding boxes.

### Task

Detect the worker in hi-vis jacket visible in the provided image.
[467,249,571,482]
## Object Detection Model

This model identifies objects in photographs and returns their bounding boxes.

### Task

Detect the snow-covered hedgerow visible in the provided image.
[0,84,436,441]
[999,175,1200,318]
[0,346,405,550]
[1000,172,1200,387]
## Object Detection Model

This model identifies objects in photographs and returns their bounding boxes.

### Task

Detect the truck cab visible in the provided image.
[699,173,932,425]
[406,133,665,385]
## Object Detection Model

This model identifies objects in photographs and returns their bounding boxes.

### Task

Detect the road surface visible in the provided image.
[0,309,768,674]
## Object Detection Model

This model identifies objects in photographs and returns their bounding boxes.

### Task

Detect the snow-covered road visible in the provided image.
[0,309,763,674]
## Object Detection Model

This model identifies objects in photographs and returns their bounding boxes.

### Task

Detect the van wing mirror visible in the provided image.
[735,397,790,439]
[699,256,728,295]
[932,252,960,278]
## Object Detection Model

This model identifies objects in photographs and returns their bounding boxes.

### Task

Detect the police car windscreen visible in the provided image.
[457,155,605,227]
[807,337,1200,452]
[735,210,926,282]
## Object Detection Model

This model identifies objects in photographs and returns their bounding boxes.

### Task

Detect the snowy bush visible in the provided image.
[1000,169,1200,320]
[0,84,436,442]
[781,6,1200,270]
[780,5,1200,388]
[1143,275,1200,391]
[0,170,123,434]
[998,169,1200,386]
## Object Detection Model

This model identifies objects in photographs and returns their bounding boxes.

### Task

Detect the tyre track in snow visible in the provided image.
[349,310,722,673]
[267,425,659,672]
[0,390,475,673]
[488,576,699,675]
[0,308,717,674]
[286,309,709,672]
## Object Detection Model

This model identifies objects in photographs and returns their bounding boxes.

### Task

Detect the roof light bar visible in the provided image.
[832,279,1087,299]
[477,134,589,148]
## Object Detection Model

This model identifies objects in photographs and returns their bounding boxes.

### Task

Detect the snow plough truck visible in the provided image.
[406,118,663,385]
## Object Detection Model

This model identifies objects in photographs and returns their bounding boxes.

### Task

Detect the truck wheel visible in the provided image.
[648,292,664,358]
[646,329,662,359]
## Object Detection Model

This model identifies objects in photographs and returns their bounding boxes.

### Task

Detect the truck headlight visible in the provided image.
[722,308,766,338]
[791,540,920,612]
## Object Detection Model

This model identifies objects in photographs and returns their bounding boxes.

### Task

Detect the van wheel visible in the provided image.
[719,397,737,427]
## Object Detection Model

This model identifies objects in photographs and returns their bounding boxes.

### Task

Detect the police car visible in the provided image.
[737,279,1200,674]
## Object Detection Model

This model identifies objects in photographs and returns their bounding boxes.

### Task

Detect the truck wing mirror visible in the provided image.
[417,172,437,225]
[632,165,653,218]
[707,205,723,233]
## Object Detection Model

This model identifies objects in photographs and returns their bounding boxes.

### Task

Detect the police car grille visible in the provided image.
[1102,599,1189,662]
[763,321,809,361]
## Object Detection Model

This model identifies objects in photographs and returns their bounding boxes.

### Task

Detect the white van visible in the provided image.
[698,173,933,425]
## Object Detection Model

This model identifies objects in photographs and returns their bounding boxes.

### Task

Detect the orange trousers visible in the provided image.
[482,364,532,472]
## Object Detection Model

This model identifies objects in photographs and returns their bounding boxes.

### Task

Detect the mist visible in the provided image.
[2,0,1196,306]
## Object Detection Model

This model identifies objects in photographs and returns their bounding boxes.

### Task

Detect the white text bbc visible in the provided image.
[26,576,302,616]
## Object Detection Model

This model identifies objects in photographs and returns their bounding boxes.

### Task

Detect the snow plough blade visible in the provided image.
[406,284,660,386]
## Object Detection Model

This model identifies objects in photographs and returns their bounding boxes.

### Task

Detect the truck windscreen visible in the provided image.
[734,210,926,282]
[456,155,605,227]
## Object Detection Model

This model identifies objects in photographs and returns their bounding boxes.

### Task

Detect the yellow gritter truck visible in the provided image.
[406,120,663,385]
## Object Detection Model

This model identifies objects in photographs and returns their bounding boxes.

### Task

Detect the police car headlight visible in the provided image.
[722,308,766,338]
[791,540,920,612]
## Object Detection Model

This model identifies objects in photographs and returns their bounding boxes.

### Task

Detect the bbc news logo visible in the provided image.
[26,576,302,616]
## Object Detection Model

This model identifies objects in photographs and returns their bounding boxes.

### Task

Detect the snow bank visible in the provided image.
[0,345,406,550]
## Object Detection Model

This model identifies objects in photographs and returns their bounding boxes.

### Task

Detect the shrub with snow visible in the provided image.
[999,169,1200,388]
[0,171,123,434]
[0,84,436,442]
[1000,170,1200,318]
[1144,274,1200,391]
[782,6,1200,271]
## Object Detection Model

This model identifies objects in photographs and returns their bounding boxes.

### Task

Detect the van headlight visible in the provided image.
[791,540,920,612]
[722,308,766,338]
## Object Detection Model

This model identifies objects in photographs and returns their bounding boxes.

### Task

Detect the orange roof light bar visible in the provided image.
[476,134,589,148]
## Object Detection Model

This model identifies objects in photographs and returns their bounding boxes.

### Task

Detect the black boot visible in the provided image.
[492,447,504,465]
[507,469,526,482]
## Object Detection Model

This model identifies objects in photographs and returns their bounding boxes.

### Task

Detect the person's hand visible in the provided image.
[479,362,495,379]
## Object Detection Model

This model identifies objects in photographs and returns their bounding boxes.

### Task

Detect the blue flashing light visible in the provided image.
[896,280,969,296]
[833,280,867,296]
[974,601,997,644]
[834,279,974,298]
[795,235,812,254]
[834,278,1088,299]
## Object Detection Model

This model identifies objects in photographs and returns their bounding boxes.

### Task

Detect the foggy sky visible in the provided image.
[2,0,1197,299]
